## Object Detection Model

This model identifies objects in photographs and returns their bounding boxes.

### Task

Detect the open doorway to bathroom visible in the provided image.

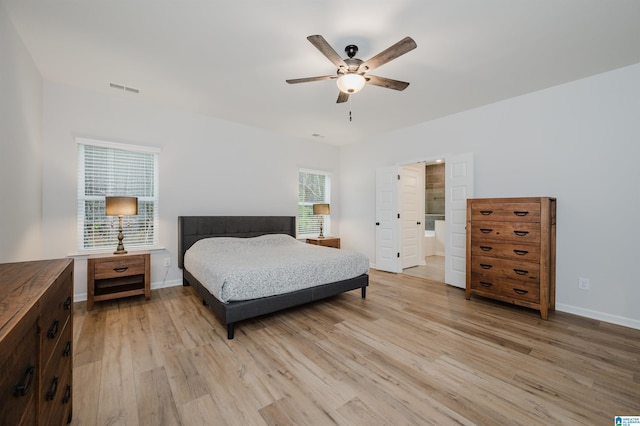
[403,160,446,282]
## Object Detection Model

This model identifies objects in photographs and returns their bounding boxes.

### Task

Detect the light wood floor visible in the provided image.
[403,255,445,282]
[71,270,640,425]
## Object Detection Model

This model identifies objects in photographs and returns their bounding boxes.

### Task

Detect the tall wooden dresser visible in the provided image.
[466,197,556,319]
[0,258,74,425]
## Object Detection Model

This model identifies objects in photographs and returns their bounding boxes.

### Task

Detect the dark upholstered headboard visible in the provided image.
[178,216,296,268]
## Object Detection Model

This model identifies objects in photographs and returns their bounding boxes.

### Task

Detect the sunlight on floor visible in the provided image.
[402,255,445,282]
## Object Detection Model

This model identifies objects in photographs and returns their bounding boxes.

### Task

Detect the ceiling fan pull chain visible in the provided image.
[349,96,353,122]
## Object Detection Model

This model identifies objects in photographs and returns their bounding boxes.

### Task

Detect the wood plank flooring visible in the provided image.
[71,270,640,425]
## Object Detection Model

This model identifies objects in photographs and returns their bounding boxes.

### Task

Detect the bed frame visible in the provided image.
[178,216,369,339]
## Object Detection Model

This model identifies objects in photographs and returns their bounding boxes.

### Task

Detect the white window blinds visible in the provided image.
[77,138,159,251]
[298,169,331,238]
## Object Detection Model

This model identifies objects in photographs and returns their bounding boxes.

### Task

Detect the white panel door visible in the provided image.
[400,166,422,269]
[375,167,401,273]
[444,152,474,288]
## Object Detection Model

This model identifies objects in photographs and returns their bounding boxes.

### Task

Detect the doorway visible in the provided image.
[374,152,473,287]
[402,160,446,282]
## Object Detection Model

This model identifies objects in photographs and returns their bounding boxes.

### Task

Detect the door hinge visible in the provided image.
[397,253,400,258]
[397,213,400,219]
[397,174,400,180]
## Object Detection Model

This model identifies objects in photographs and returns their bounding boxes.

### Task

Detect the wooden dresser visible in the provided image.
[466,197,556,319]
[0,258,74,425]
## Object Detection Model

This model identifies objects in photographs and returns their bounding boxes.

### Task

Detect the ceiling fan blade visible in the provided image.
[365,75,410,91]
[337,91,349,103]
[307,35,348,69]
[286,75,336,84]
[360,37,417,72]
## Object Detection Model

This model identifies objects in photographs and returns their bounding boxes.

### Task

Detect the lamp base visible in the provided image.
[114,225,127,255]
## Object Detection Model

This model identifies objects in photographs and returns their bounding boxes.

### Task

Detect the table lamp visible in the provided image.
[105,196,138,254]
[312,203,330,238]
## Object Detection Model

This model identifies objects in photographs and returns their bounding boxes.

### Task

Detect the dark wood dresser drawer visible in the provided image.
[470,240,541,262]
[0,318,39,425]
[39,269,73,371]
[40,322,72,424]
[471,255,540,283]
[470,221,541,244]
[470,273,541,304]
[470,201,541,222]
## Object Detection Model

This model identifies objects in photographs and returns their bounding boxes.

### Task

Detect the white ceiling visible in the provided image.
[3,0,640,146]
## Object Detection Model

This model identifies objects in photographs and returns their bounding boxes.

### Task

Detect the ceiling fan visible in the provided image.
[286,35,417,103]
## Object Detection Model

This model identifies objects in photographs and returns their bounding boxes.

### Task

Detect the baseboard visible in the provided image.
[73,278,183,302]
[556,303,640,330]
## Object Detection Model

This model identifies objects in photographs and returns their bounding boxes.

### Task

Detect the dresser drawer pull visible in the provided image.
[479,281,493,287]
[13,365,35,397]
[513,230,529,237]
[113,267,129,273]
[479,228,493,234]
[63,296,72,310]
[47,319,60,339]
[63,340,72,357]
[479,210,493,215]
[513,211,529,216]
[513,269,528,275]
[63,385,71,404]
[46,376,59,401]
[513,249,529,256]
[479,246,493,251]
[513,288,529,295]
[480,264,493,269]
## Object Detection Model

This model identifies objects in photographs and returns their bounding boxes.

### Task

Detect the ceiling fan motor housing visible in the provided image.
[338,57,364,76]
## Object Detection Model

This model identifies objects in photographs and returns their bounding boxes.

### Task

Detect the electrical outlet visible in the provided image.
[578,277,590,290]
[163,257,171,268]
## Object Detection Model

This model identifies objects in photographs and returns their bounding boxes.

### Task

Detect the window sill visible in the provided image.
[68,246,167,258]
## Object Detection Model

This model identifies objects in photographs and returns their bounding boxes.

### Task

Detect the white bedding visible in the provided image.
[184,234,369,303]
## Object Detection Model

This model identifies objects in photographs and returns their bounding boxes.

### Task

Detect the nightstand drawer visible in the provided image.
[94,256,146,279]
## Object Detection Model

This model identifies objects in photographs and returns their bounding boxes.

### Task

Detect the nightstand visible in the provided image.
[305,237,340,249]
[87,253,150,310]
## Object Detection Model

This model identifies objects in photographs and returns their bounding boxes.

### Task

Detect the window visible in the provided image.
[77,138,159,251]
[298,169,330,238]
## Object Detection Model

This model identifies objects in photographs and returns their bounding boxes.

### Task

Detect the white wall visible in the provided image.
[41,82,341,299]
[0,4,44,262]
[340,63,640,329]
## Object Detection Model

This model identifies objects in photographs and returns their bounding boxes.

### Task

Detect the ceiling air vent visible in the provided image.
[109,82,140,94]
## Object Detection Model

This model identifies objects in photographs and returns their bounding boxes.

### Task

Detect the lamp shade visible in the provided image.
[336,73,366,94]
[313,203,330,215]
[105,196,138,216]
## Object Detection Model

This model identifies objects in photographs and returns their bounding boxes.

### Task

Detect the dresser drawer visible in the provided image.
[40,351,72,424]
[39,269,73,371]
[470,240,540,262]
[470,221,541,244]
[94,256,146,279]
[0,319,38,425]
[470,202,541,222]
[470,273,541,303]
[471,255,540,282]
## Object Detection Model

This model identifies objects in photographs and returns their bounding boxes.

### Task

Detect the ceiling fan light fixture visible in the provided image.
[336,73,366,94]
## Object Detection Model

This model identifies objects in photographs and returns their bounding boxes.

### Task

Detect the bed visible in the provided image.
[178,216,369,339]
